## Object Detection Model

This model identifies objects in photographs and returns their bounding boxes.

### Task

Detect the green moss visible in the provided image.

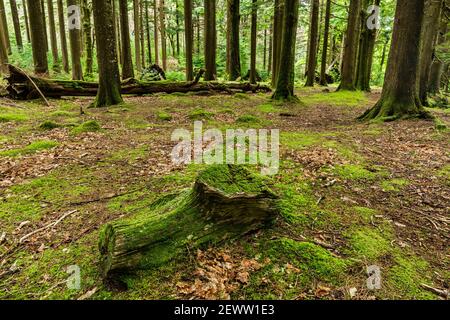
[347,227,392,260]
[303,91,367,107]
[331,164,386,180]
[0,174,90,230]
[281,132,322,149]
[197,164,274,196]
[71,120,101,134]
[387,255,434,299]
[258,103,281,113]
[437,164,450,184]
[50,110,76,117]
[434,117,447,131]
[235,114,260,123]
[234,92,250,99]
[156,111,173,121]
[39,120,62,130]
[188,108,214,120]
[381,178,409,192]
[353,206,377,223]
[0,112,28,122]
[0,140,59,157]
[268,238,347,284]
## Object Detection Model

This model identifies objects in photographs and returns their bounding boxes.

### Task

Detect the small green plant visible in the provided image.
[39,121,62,130]
[188,108,214,120]
[157,111,173,121]
[236,114,259,123]
[71,120,101,134]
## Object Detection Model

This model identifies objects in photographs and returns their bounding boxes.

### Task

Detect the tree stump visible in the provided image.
[99,165,279,279]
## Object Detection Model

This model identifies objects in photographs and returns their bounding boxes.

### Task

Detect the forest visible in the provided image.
[0,0,448,302]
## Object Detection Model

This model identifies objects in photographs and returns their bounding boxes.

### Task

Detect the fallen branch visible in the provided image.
[420,283,449,299]
[7,65,50,106]
[6,64,271,99]
[19,209,78,243]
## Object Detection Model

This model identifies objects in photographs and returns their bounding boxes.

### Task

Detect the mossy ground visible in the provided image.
[0,88,448,300]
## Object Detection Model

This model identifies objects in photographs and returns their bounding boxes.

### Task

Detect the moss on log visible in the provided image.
[99,165,279,279]
[5,65,271,99]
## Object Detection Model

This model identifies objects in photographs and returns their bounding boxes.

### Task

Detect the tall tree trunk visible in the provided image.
[428,17,447,94]
[305,0,320,87]
[145,0,152,64]
[355,0,381,92]
[159,0,167,70]
[0,0,7,73]
[133,0,142,71]
[0,0,10,54]
[26,0,48,74]
[41,0,49,52]
[184,0,193,81]
[227,0,241,81]
[140,0,145,68]
[22,0,31,43]
[92,0,123,107]
[175,0,180,57]
[319,0,331,86]
[272,0,299,100]
[359,0,428,121]
[263,29,267,72]
[249,0,258,84]
[419,0,443,103]
[271,0,284,87]
[338,0,361,91]
[153,0,159,65]
[268,23,272,73]
[57,0,69,73]
[204,0,216,80]
[68,0,83,80]
[81,0,93,76]
[119,0,134,79]
[196,10,200,57]
[47,0,59,69]
[10,0,23,51]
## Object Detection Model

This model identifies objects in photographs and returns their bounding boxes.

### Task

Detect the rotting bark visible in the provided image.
[6,65,272,99]
[98,165,279,279]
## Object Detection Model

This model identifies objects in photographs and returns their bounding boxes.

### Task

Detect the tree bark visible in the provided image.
[140,0,145,68]
[359,0,428,121]
[46,0,59,69]
[319,0,331,86]
[68,0,83,80]
[153,0,159,65]
[145,0,152,64]
[119,0,134,79]
[57,0,70,73]
[227,0,241,81]
[41,0,49,52]
[27,0,48,74]
[22,0,31,43]
[305,0,320,87]
[81,0,93,76]
[184,0,193,81]
[133,0,142,71]
[159,0,167,70]
[249,0,258,84]
[338,0,361,91]
[428,17,447,94]
[272,0,299,100]
[204,0,217,80]
[271,0,284,87]
[92,0,123,107]
[0,0,10,54]
[98,165,278,278]
[10,0,23,51]
[0,1,7,73]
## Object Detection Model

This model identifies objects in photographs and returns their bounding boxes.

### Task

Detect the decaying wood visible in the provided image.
[98,165,279,279]
[5,65,271,100]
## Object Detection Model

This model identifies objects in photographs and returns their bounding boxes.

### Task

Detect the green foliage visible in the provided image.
[188,108,214,120]
[39,121,62,131]
[71,120,101,134]
[0,140,58,157]
[156,111,173,121]
[235,114,260,123]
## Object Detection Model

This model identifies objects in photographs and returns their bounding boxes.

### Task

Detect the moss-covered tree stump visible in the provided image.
[99,165,279,278]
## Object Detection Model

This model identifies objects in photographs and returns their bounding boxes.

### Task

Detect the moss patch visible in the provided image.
[381,178,409,192]
[346,227,393,261]
[0,140,58,157]
[156,111,173,121]
[189,108,214,120]
[39,121,62,131]
[71,120,101,134]
[303,91,367,107]
[281,132,322,150]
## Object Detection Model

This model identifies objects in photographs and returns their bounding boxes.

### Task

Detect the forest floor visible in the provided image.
[0,87,448,300]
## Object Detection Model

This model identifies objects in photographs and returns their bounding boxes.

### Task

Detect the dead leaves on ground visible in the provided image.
[176,249,266,300]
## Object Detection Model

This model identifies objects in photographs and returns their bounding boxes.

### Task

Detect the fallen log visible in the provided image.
[98,165,279,279]
[5,65,271,99]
